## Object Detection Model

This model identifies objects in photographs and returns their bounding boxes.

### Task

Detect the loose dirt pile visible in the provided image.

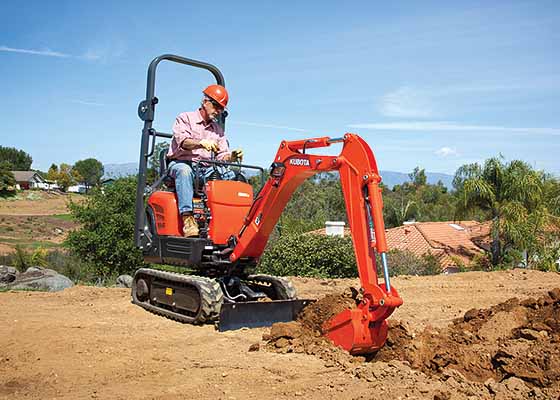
[377,288,560,388]
[264,287,560,399]
[263,288,360,365]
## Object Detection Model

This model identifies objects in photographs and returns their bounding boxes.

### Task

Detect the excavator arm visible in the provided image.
[231,133,403,354]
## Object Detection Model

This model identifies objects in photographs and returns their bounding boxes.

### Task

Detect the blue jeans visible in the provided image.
[168,160,235,215]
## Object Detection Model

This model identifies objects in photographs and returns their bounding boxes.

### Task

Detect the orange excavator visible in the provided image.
[132,54,403,354]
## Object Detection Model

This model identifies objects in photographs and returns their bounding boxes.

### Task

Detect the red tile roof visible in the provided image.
[309,220,491,271]
[385,221,489,270]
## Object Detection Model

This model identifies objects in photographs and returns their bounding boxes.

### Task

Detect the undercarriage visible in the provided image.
[131,268,311,330]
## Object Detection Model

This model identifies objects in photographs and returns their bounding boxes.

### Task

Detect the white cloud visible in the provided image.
[231,121,308,132]
[348,121,560,136]
[435,147,458,157]
[0,45,71,58]
[0,45,99,60]
[378,86,435,118]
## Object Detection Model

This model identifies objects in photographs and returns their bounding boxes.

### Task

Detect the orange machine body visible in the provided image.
[229,133,403,354]
[206,180,253,244]
[147,181,254,243]
[147,191,182,236]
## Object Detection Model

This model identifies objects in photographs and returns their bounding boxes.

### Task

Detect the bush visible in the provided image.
[470,252,492,271]
[13,245,30,272]
[45,250,97,283]
[378,249,441,277]
[258,234,444,279]
[257,233,357,278]
[65,177,147,279]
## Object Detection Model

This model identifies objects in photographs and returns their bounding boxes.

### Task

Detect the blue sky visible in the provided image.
[1,0,559,176]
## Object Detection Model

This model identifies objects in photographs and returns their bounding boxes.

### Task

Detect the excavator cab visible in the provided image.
[133,54,403,354]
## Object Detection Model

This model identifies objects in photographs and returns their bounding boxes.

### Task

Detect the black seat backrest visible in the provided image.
[159,147,169,177]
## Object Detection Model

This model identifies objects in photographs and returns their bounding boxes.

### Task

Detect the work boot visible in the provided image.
[182,214,199,237]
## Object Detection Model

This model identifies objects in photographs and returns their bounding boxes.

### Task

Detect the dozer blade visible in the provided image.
[218,299,313,332]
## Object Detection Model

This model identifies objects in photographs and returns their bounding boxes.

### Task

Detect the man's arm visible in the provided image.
[216,136,232,161]
[181,138,219,152]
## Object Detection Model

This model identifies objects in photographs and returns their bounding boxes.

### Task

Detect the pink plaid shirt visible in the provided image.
[167,109,230,161]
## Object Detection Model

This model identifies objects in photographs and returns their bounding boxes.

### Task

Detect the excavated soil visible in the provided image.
[376,289,560,387]
[1,269,560,399]
[264,286,560,398]
[263,287,360,365]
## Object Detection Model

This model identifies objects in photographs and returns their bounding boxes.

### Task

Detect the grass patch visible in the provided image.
[0,238,61,249]
[0,287,43,292]
[52,214,74,221]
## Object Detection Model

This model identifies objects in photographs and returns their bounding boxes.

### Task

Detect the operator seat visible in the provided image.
[158,147,205,195]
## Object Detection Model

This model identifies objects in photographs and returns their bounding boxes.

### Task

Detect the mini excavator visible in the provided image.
[133,54,403,354]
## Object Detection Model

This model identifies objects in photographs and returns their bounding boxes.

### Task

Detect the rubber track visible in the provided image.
[132,268,223,324]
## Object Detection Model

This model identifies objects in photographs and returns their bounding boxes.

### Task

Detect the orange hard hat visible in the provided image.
[203,84,229,109]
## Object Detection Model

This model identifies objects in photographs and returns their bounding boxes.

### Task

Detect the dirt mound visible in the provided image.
[262,287,361,367]
[376,288,560,389]
[260,287,560,399]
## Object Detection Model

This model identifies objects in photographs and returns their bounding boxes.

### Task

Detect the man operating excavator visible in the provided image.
[166,84,244,237]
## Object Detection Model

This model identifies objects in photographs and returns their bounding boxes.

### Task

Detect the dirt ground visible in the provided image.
[0,192,82,216]
[0,192,80,254]
[1,269,559,400]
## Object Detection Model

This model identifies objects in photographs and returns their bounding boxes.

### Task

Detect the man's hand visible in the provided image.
[231,148,244,162]
[199,139,219,153]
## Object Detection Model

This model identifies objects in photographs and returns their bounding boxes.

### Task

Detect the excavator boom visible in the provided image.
[231,133,403,354]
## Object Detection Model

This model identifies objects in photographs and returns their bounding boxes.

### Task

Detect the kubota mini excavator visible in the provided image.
[133,54,403,354]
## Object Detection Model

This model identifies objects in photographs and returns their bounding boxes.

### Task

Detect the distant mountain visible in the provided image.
[102,162,138,180]
[379,170,454,190]
[102,162,454,189]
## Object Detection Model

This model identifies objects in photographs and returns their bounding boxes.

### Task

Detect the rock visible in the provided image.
[463,308,479,322]
[116,274,133,288]
[518,328,540,341]
[503,377,530,394]
[548,288,560,301]
[269,321,303,340]
[0,266,18,285]
[274,338,290,348]
[248,343,260,352]
[8,267,73,292]
[433,390,451,400]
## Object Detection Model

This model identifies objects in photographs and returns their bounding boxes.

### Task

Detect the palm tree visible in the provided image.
[454,157,549,266]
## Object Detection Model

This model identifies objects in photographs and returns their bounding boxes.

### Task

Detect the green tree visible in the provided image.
[56,163,76,192]
[0,146,32,170]
[408,166,427,187]
[65,177,146,278]
[455,157,556,266]
[276,173,346,237]
[47,164,59,181]
[0,161,17,195]
[147,142,169,184]
[73,158,104,192]
[382,167,457,228]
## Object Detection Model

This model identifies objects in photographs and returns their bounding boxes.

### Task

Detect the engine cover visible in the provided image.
[205,180,253,244]
[148,191,181,236]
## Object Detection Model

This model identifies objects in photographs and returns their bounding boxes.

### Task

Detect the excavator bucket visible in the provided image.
[322,308,390,355]
[322,285,403,355]
[218,299,313,332]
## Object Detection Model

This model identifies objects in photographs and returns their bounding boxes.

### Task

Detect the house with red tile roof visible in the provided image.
[309,220,491,273]
[385,221,490,273]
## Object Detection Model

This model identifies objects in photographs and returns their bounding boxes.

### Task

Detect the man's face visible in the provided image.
[202,98,224,122]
